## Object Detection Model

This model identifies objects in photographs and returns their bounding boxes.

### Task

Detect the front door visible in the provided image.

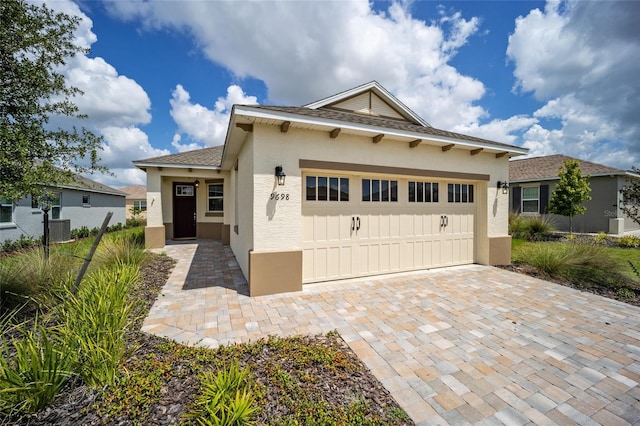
[173,183,197,239]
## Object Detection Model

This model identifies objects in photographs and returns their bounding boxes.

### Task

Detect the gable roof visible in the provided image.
[509,154,631,182]
[120,184,146,200]
[304,81,430,127]
[56,173,126,197]
[134,146,224,169]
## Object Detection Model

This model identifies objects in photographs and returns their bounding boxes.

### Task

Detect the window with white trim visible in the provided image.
[208,183,224,212]
[362,178,397,202]
[51,193,61,219]
[0,199,13,223]
[409,181,439,203]
[82,195,90,206]
[521,187,539,213]
[306,176,349,201]
[447,184,474,203]
[133,200,147,211]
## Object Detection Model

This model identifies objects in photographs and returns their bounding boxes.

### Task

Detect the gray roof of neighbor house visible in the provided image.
[509,154,627,182]
[251,105,523,151]
[58,174,125,197]
[134,146,224,169]
[120,184,146,200]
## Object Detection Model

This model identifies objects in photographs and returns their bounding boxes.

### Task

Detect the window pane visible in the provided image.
[433,183,439,202]
[52,207,60,220]
[340,178,349,201]
[209,184,223,197]
[83,195,90,204]
[522,200,538,213]
[209,198,223,211]
[448,184,454,202]
[408,182,415,202]
[372,180,380,202]
[417,182,423,202]
[462,185,468,202]
[381,180,389,202]
[306,176,316,201]
[425,183,431,202]
[318,177,327,201]
[329,177,339,201]
[455,184,461,202]
[523,187,539,199]
[468,185,473,203]
[362,179,370,202]
[0,206,11,223]
[390,181,398,202]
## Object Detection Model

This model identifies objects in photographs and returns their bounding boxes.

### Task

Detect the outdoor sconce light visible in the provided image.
[497,181,509,194]
[194,180,200,189]
[275,165,286,186]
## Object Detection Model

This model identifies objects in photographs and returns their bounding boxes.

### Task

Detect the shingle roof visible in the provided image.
[135,146,224,168]
[61,174,126,196]
[509,154,623,182]
[251,105,521,150]
[120,184,146,200]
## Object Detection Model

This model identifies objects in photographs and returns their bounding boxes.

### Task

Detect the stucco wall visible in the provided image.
[248,123,510,258]
[230,134,254,279]
[0,189,125,243]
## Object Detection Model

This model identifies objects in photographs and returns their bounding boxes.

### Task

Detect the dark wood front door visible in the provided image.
[173,183,197,239]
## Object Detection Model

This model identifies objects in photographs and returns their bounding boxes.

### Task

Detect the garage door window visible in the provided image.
[306,176,349,201]
[409,181,439,203]
[362,179,397,202]
[447,183,474,203]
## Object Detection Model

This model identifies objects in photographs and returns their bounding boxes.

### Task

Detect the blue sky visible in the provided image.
[44,1,640,187]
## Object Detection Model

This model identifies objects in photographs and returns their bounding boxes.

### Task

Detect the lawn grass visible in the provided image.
[511,238,640,288]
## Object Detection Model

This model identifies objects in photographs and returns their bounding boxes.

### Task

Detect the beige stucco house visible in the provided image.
[134,81,528,296]
[120,184,148,220]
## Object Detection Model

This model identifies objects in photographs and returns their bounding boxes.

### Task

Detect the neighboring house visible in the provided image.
[134,81,528,296]
[509,154,640,235]
[0,174,126,244]
[121,184,147,220]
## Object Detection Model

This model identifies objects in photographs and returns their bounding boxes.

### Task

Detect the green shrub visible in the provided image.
[618,235,640,248]
[58,264,139,387]
[514,242,628,288]
[72,226,90,240]
[0,319,74,416]
[593,232,610,245]
[509,212,555,241]
[94,231,146,269]
[188,362,257,426]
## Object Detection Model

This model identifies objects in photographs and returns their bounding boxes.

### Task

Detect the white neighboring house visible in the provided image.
[134,81,528,296]
[0,174,126,245]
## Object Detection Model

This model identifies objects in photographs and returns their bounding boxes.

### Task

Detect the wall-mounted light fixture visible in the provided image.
[194,180,200,189]
[497,181,509,194]
[275,165,286,186]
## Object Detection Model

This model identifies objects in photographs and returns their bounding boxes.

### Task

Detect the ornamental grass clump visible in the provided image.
[94,229,146,269]
[508,212,555,241]
[0,318,74,416]
[58,263,139,387]
[188,362,258,426]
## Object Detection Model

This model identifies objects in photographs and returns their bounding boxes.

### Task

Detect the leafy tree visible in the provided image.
[621,167,640,226]
[548,159,592,234]
[0,0,104,202]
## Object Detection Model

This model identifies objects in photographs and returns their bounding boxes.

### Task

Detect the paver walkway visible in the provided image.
[143,240,640,425]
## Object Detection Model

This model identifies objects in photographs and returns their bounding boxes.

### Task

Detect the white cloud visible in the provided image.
[100,127,169,169]
[507,0,640,168]
[454,115,538,146]
[170,84,257,147]
[107,0,488,131]
[32,0,155,187]
[171,133,203,153]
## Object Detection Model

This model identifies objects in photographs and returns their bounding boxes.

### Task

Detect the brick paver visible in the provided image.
[143,240,640,425]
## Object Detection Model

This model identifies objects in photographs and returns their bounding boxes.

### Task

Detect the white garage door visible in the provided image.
[302,173,475,283]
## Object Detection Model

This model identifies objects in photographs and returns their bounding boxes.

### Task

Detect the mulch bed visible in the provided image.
[17,254,411,426]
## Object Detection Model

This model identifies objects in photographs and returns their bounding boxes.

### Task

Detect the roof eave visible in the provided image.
[511,171,637,183]
[132,162,221,171]
[231,105,527,156]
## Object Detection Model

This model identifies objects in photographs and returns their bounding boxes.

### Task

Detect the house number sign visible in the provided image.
[270,192,290,201]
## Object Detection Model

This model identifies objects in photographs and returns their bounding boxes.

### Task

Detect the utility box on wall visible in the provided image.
[49,219,71,242]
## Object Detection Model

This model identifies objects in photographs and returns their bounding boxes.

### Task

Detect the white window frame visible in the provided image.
[133,200,147,211]
[521,186,539,213]
[0,199,14,224]
[82,194,90,206]
[207,183,224,212]
[51,193,61,220]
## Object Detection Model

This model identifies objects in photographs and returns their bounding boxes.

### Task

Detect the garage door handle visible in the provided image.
[356,217,360,231]
[351,217,355,231]
[445,216,448,227]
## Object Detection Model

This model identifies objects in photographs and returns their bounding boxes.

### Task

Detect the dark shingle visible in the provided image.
[509,154,622,181]
[135,146,223,167]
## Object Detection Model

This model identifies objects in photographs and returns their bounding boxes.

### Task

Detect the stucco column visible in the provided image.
[144,168,165,249]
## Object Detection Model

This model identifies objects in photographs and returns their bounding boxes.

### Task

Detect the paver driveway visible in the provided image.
[143,240,640,425]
